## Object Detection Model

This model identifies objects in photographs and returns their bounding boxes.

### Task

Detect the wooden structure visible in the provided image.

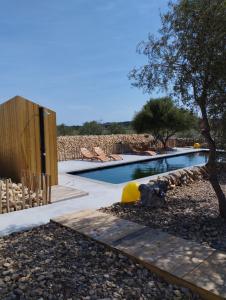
[0,96,58,185]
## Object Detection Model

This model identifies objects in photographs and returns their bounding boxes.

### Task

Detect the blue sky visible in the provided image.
[0,0,168,125]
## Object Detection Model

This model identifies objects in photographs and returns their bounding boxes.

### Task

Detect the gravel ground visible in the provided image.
[0,223,199,300]
[101,176,226,251]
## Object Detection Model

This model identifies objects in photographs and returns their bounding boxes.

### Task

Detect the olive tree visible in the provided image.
[133,97,197,148]
[129,0,226,217]
[209,97,226,149]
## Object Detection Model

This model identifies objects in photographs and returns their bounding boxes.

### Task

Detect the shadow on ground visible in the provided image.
[101,177,226,251]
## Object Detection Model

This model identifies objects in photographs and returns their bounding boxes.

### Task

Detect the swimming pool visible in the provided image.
[69,151,209,184]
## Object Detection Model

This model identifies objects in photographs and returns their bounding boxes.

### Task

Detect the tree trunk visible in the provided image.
[200,102,226,219]
[159,136,168,149]
[162,140,167,149]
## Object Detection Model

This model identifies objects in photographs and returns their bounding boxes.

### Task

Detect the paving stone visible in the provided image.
[53,210,145,241]
[51,209,96,226]
[114,227,168,248]
[52,210,132,235]
[78,217,145,244]
[115,229,214,277]
[183,251,226,298]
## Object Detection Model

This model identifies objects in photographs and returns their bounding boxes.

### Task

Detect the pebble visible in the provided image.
[4,276,11,282]
[101,173,226,251]
[3,262,12,268]
[13,288,23,296]
[0,220,200,300]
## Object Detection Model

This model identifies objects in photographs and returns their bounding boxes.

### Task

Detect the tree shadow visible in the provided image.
[103,193,226,252]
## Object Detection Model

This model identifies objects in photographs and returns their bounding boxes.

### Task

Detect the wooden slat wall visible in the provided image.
[0,96,58,185]
[0,97,25,181]
[44,108,58,185]
[17,97,41,178]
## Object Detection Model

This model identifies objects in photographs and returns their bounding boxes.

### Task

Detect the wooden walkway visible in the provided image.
[51,210,226,300]
[51,185,88,203]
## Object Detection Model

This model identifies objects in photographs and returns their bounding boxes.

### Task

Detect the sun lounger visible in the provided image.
[93,147,123,161]
[80,148,110,162]
[143,150,157,156]
[131,146,156,156]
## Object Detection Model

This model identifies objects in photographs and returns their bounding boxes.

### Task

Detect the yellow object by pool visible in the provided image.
[193,143,201,149]
[121,182,141,204]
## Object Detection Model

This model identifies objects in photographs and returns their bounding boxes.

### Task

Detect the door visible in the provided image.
[39,107,46,174]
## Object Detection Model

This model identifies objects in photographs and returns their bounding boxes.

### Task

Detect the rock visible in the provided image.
[3,269,13,276]
[34,288,44,296]
[3,262,12,268]
[139,183,166,208]
[0,278,5,287]
[147,281,155,288]
[4,276,11,282]
[13,288,23,296]
[37,275,46,281]
[0,222,200,300]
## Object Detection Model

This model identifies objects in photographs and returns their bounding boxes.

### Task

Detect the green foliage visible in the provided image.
[129,0,226,109]
[129,0,226,148]
[78,121,104,135]
[220,115,226,149]
[57,123,80,136]
[57,121,134,136]
[133,97,197,147]
[129,0,226,152]
[211,112,226,149]
[208,95,226,149]
[129,0,226,216]
[106,123,127,134]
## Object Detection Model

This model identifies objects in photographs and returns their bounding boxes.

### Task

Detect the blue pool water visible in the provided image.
[70,151,209,184]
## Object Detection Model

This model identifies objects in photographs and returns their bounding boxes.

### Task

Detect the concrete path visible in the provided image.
[0,149,204,236]
[52,210,226,300]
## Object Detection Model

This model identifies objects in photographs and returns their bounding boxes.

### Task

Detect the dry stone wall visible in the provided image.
[57,134,179,161]
[57,134,154,161]
[149,165,209,190]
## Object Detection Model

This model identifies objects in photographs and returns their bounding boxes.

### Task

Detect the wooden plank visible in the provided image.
[0,181,2,214]
[78,218,146,244]
[21,178,25,209]
[52,210,225,300]
[115,229,214,277]
[35,174,39,206]
[51,185,88,203]
[52,210,100,227]
[6,180,9,213]
[44,108,58,185]
[183,251,226,299]
[48,176,51,204]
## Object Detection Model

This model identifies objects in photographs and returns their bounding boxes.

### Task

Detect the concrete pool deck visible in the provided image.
[0,148,205,236]
[59,147,204,173]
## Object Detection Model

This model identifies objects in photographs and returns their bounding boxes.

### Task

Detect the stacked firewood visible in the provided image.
[57,134,154,161]
[0,175,51,214]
